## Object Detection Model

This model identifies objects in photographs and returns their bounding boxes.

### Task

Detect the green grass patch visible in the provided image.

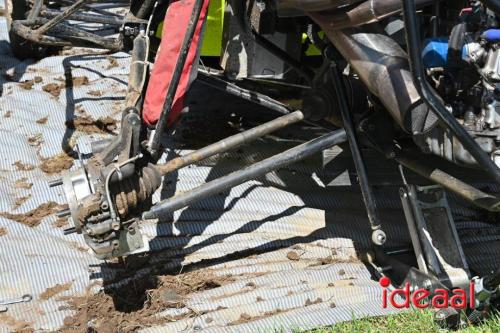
[298,310,500,333]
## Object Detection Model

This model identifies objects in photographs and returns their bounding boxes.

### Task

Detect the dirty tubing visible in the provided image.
[379,277,475,309]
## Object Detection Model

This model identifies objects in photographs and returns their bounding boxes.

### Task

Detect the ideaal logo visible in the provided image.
[379,276,475,309]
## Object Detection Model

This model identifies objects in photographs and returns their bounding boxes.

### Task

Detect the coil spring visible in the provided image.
[112,164,162,218]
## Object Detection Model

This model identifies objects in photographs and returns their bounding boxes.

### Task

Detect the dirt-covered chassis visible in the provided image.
[10,0,500,327]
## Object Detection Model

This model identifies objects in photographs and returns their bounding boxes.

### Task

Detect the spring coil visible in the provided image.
[112,164,162,218]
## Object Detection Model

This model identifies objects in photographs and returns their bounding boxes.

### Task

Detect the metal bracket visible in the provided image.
[84,220,144,260]
[400,184,470,289]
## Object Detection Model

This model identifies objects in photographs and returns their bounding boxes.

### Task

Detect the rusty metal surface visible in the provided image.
[10,1,126,50]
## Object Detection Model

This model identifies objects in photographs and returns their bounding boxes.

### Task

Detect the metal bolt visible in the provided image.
[56,209,71,218]
[63,227,77,235]
[423,279,432,289]
[101,201,109,210]
[48,178,63,187]
[372,230,387,245]
[112,221,120,231]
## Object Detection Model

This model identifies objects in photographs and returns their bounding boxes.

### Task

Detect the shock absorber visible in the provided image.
[112,163,162,218]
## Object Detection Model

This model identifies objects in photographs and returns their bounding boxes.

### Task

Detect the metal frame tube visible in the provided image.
[58,0,126,17]
[197,72,335,130]
[28,0,44,20]
[395,150,500,212]
[330,62,383,234]
[143,129,347,219]
[133,0,157,19]
[37,0,87,35]
[197,72,292,115]
[12,18,123,49]
[309,18,438,134]
[277,0,363,11]
[402,0,500,184]
[311,0,436,30]
[42,9,124,26]
[156,110,305,175]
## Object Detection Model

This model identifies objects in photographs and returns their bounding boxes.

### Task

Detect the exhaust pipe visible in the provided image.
[309,13,438,134]
[313,0,436,30]
[277,0,362,11]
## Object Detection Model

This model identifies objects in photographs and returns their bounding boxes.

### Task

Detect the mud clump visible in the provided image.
[40,282,73,301]
[13,195,31,210]
[305,297,323,306]
[71,76,89,87]
[0,202,66,227]
[13,161,35,171]
[14,178,33,190]
[19,77,43,90]
[286,251,300,261]
[157,271,230,296]
[27,133,43,147]
[4,110,12,118]
[229,309,286,326]
[36,116,48,125]
[87,90,102,97]
[19,80,34,90]
[40,153,74,174]
[42,76,90,98]
[53,217,69,228]
[107,56,119,69]
[232,313,253,325]
[0,227,6,236]
[42,83,62,97]
[66,115,117,134]
[59,270,233,332]
[75,105,85,114]
[0,313,33,333]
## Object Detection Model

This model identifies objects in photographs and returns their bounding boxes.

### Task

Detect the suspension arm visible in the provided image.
[143,129,348,220]
[156,110,305,175]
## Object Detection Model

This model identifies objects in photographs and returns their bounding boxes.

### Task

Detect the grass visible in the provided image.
[296,310,500,333]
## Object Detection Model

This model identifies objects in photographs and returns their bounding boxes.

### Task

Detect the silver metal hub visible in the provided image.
[62,167,93,232]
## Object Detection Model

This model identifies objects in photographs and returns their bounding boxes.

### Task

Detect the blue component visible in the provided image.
[482,29,500,42]
[422,38,449,68]
[422,38,469,68]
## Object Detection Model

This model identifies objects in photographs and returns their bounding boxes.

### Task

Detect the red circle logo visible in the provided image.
[379,276,391,287]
